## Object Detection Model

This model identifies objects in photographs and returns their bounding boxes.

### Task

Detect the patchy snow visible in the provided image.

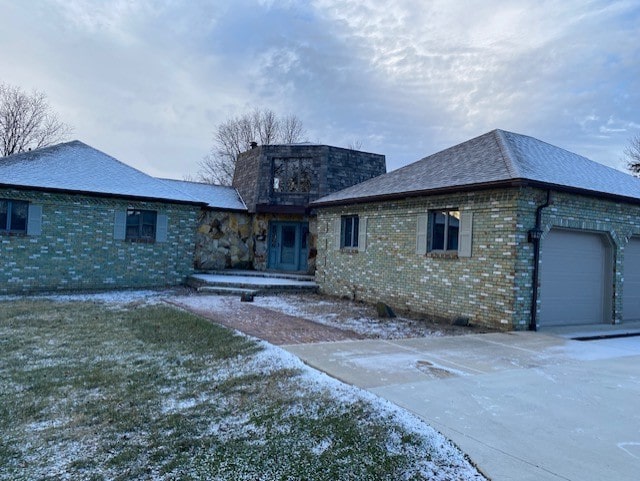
[248,341,483,479]
[314,129,640,206]
[191,273,317,287]
[0,141,202,204]
[502,130,640,201]
[0,289,173,305]
[618,442,640,460]
[251,294,450,339]
[159,178,247,211]
[2,293,485,480]
[544,337,640,361]
[166,293,234,311]
[169,292,463,340]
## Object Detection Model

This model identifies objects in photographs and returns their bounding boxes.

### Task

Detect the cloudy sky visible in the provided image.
[1,0,639,179]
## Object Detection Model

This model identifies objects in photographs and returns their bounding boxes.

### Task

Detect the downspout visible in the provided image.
[528,190,553,331]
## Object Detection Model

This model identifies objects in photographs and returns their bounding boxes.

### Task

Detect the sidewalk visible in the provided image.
[284,333,640,480]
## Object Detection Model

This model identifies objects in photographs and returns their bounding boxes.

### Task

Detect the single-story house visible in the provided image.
[0,141,207,294]
[311,129,640,331]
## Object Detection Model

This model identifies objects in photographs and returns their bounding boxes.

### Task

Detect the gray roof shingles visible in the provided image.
[159,179,247,211]
[312,129,640,206]
[0,141,204,204]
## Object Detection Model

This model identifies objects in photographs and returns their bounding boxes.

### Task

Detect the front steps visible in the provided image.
[187,270,318,296]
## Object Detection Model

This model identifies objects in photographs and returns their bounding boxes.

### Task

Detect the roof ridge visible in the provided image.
[0,139,83,161]
[157,178,248,210]
[161,178,235,189]
[493,129,521,178]
[67,144,205,205]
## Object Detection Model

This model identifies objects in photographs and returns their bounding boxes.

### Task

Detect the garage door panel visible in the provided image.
[539,229,611,327]
[623,237,640,322]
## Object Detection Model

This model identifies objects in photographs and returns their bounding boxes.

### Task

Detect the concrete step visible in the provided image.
[199,269,315,282]
[187,271,318,296]
[196,286,259,296]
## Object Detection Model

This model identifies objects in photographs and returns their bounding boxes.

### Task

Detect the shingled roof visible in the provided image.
[159,179,247,211]
[312,129,640,206]
[0,141,204,205]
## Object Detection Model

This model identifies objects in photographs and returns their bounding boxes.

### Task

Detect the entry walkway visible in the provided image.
[284,332,640,480]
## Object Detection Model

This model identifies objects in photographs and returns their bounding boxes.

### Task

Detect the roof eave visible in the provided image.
[311,179,525,208]
[522,180,640,206]
[0,183,207,207]
[311,179,640,208]
[202,205,248,213]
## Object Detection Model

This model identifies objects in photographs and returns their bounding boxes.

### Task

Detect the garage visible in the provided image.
[538,229,612,327]
[623,237,640,322]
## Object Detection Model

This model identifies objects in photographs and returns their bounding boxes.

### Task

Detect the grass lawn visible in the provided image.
[0,296,484,480]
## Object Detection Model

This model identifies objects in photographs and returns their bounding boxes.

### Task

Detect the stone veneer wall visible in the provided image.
[317,186,640,330]
[194,210,253,270]
[0,188,198,294]
[194,211,318,273]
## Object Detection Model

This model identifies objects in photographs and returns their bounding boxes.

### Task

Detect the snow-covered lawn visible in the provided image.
[0,294,484,480]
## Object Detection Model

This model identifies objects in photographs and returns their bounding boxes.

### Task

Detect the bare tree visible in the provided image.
[281,114,306,144]
[0,82,72,157]
[624,133,640,177]
[198,108,307,185]
[347,139,364,150]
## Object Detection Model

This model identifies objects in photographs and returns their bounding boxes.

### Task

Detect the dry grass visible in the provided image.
[0,298,484,480]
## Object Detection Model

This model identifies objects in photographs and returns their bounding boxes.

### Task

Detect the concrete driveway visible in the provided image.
[284,332,640,480]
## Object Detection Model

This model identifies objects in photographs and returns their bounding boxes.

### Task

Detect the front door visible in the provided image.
[268,222,309,271]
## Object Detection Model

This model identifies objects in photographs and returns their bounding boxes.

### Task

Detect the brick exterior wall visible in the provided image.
[519,188,640,328]
[316,187,640,330]
[0,188,198,294]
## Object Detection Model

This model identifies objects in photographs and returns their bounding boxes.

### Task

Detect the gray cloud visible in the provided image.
[0,0,638,178]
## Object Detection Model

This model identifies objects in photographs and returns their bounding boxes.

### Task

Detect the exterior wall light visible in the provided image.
[528,228,544,243]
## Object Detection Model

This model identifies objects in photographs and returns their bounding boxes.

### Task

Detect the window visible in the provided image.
[0,199,28,233]
[430,210,460,251]
[273,157,313,193]
[126,209,157,241]
[417,210,472,257]
[341,215,359,248]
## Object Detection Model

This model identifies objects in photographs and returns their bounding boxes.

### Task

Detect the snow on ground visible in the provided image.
[251,295,390,336]
[2,290,485,480]
[191,273,316,286]
[252,341,483,479]
[0,289,175,306]
[170,292,452,339]
[252,294,450,338]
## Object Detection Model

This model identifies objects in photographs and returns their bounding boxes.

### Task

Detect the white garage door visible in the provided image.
[623,237,640,322]
[539,229,612,327]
